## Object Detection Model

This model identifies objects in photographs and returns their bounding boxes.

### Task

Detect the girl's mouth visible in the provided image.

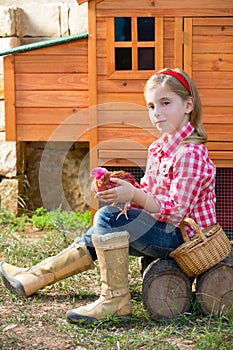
[155,119,166,125]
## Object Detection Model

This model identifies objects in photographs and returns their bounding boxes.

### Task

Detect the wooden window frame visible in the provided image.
[107,17,163,79]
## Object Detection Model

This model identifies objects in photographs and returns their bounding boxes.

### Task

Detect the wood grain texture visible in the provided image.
[196,248,233,315]
[4,55,16,141]
[142,259,192,320]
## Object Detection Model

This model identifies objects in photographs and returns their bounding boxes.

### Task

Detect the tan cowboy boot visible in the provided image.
[66,231,132,324]
[0,242,94,297]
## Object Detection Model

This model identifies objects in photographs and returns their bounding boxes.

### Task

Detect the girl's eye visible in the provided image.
[148,105,154,110]
[162,101,170,106]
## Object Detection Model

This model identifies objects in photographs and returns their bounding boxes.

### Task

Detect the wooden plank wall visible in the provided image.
[96,14,176,167]
[9,38,89,142]
[191,18,233,167]
[95,0,233,167]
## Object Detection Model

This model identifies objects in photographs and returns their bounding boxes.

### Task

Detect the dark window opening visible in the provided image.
[137,17,155,41]
[138,48,155,70]
[115,48,132,70]
[115,17,131,42]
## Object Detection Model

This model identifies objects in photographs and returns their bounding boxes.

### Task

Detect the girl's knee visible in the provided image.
[93,205,119,225]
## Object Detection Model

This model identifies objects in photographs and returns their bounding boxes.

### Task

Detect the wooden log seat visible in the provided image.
[142,258,193,320]
[195,246,233,316]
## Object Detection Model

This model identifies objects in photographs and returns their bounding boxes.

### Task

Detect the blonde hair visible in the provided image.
[144,68,207,144]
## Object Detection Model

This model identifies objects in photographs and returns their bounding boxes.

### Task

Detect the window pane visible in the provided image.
[115,48,132,70]
[137,17,155,41]
[138,48,155,70]
[115,17,131,41]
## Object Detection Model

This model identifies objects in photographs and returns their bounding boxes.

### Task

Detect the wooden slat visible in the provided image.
[194,71,233,88]
[205,124,233,134]
[106,17,115,77]
[98,76,146,93]
[174,17,183,68]
[15,73,88,91]
[184,18,192,77]
[199,89,233,107]
[15,90,89,108]
[193,18,233,26]
[164,17,175,39]
[98,139,149,150]
[98,110,151,128]
[97,39,107,58]
[98,127,158,145]
[97,18,106,40]
[15,55,88,73]
[210,154,229,167]
[16,124,89,142]
[98,9,233,18]
[202,106,233,121]
[99,149,148,160]
[193,25,233,36]
[132,18,138,71]
[193,36,233,53]
[97,1,233,17]
[206,133,233,142]
[192,54,233,72]
[98,92,145,105]
[20,39,88,56]
[88,0,99,213]
[99,158,147,167]
[211,159,233,168]
[16,107,89,125]
[4,55,16,141]
[97,102,146,111]
[207,142,233,150]
[156,17,164,70]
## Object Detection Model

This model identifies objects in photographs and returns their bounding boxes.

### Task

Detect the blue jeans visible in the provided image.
[79,205,184,261]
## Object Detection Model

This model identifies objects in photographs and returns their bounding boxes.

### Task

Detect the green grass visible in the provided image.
[0,208,232,349]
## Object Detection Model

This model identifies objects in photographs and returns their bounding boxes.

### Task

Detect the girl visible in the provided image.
[0,68,216,324]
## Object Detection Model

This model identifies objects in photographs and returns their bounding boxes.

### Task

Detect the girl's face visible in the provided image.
[145,84,193,135]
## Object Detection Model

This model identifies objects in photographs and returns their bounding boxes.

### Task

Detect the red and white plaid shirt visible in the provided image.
[139,122,216,231]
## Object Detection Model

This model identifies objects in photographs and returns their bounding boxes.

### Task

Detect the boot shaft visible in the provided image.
[92,231,130,297]
[66,231,132,323]
[0,242,94,297]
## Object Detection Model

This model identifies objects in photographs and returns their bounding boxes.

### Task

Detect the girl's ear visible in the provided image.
[185,97,193,114]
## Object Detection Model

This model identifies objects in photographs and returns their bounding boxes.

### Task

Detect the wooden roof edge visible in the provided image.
[0,32,88,57]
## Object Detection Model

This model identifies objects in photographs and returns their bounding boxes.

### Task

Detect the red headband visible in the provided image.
[160,69,191,95]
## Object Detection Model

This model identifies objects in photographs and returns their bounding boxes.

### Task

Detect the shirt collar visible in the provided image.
[159,122,194,156]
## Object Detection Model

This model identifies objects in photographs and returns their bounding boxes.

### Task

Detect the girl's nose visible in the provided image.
[152,106,161,117]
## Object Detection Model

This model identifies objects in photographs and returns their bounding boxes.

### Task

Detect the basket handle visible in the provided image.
[180,218,206,242]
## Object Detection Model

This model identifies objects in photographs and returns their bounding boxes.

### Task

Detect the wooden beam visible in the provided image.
[156,17,164,70]
[174,17,183,68]
[4,55,16,141]
[88,0,99,213]
[184,18,193,77]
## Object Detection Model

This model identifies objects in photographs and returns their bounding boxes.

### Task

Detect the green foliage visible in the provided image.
[0,208,30,232]
[31,207,54,230]
[32,207,90,230]
[31,207,91,244]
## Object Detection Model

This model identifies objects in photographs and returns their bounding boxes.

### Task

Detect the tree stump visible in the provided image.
[142,259,192,320]
[196,246,233,315]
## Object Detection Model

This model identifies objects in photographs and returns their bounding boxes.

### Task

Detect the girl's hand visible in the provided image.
[95,178,134,203]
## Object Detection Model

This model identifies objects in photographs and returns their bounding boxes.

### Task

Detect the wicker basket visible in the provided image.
[170,218,232,277]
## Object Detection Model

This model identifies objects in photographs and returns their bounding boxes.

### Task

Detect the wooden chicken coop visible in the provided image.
[1,0,233,236]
